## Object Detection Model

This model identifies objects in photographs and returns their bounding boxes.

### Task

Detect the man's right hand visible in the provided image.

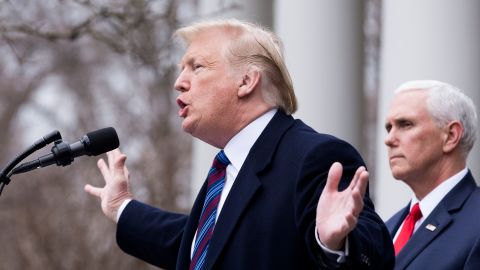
[84,148,133,222]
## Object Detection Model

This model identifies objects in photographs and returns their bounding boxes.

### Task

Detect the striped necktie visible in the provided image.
[190,150,230,270]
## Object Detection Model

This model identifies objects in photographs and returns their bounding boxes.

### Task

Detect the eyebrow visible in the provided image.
[180,54,214,68]
[385,117,414,128]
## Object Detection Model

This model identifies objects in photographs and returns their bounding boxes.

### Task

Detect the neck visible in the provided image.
[408,156,466,200]
[209,103,274,149]
[229,103,274,140]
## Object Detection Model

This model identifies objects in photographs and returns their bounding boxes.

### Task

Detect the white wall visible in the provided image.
[274,0,364,149]
[375,0,480,220]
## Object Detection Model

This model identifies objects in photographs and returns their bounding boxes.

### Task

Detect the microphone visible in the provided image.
[32,130,63,150]
[12,127,119,174]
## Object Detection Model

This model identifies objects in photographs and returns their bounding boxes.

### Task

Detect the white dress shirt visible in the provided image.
[393,168,468,241]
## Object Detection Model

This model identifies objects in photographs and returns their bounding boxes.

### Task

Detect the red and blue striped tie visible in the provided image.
[190,150,230,270]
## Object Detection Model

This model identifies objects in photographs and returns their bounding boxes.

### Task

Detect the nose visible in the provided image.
[174,70,190,92]
[384,129,396,147]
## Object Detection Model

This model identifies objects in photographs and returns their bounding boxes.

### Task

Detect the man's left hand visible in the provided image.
[316,162,369,250]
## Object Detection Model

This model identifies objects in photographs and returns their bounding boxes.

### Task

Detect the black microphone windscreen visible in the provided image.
[85,127,120,156]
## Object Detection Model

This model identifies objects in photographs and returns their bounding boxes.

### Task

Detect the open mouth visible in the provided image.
[177,98,186,109]
[177,98,188,117]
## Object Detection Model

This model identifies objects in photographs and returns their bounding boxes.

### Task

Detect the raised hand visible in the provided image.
[316,162,369,250]
[84,148,133,222]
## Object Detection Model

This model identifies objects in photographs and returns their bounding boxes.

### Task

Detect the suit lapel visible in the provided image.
[387,206,410,239]
[395,204,452,269]
[201,111,295,269]
[176,181,208,269]
[203,169,261,269]
[394,172,477,269]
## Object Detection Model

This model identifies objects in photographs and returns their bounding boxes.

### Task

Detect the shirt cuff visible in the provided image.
[314,225,349,263]
[116,199,132,223]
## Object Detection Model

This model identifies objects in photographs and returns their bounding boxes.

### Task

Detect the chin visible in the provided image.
[181,121,194,135]
[390,167,405,180]
[392,171,409,181]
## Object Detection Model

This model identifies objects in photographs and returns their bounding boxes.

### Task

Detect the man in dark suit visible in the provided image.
[384,80,480,269]
[85,19,394,269]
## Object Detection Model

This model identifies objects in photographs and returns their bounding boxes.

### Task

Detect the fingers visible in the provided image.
[87,148,128,198]
[326,163,369,198]
[326,162,343,192]
[97,158,110,182]
[106,148,122,170]
[84,184,102,197]
[97,149,128,181]
[357,171,369,197]
[348,166,365,189]
[114,154,127,175]
[107,150,115,171]
[349,169,368,218]
[349,168,368,196]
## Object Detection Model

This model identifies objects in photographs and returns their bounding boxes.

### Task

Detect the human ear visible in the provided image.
[238,68,261,98]
[443,121,463,153]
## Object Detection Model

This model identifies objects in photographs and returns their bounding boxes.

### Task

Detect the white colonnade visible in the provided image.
[375,0,480,219]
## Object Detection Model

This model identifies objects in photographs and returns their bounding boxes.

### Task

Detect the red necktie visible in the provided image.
[394,203,422,255]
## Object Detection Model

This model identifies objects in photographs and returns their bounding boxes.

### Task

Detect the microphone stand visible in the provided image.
[0,130,62,196]
[0,171,13,195]
[0,174,10,195]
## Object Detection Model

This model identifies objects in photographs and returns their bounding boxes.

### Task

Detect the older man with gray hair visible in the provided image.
[384,80,480,269]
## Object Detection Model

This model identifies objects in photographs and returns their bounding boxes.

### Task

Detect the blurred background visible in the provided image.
[0,0,478,269]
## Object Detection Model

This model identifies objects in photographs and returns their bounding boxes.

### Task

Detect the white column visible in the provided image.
[190,0,274,198]
[376,0,480,220]
[274,0,364,149]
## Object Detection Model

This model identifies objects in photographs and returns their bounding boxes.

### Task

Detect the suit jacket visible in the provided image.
[116,110,394,269]
[386,172,480,270]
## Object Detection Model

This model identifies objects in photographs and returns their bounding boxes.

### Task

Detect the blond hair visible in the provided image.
[174,19,297,114]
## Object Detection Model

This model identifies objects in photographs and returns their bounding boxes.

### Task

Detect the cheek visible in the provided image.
[191,89,231,121]
[403,138,440,169]
[210,85,237,108]
[402,143,425,168]
[405,143,423,158]
[190,83,215,108]
[191,74,237,111]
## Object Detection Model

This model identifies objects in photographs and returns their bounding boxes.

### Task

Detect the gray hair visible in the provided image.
[395,80,478,157]
[174,19,297,114]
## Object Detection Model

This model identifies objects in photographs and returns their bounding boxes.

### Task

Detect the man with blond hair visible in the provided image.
[85,19,394,269]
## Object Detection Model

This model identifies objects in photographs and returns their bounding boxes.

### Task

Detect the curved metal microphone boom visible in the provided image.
[0,130,62,194]
[12,127,119,175]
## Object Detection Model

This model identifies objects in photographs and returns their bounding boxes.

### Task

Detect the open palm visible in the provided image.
[316,162,369,250]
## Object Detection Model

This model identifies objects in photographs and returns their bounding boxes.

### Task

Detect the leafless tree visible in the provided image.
[0,0,199,269]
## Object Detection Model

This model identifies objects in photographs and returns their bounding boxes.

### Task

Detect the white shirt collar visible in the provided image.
[223,109,277,172]
[411,168,468,220]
